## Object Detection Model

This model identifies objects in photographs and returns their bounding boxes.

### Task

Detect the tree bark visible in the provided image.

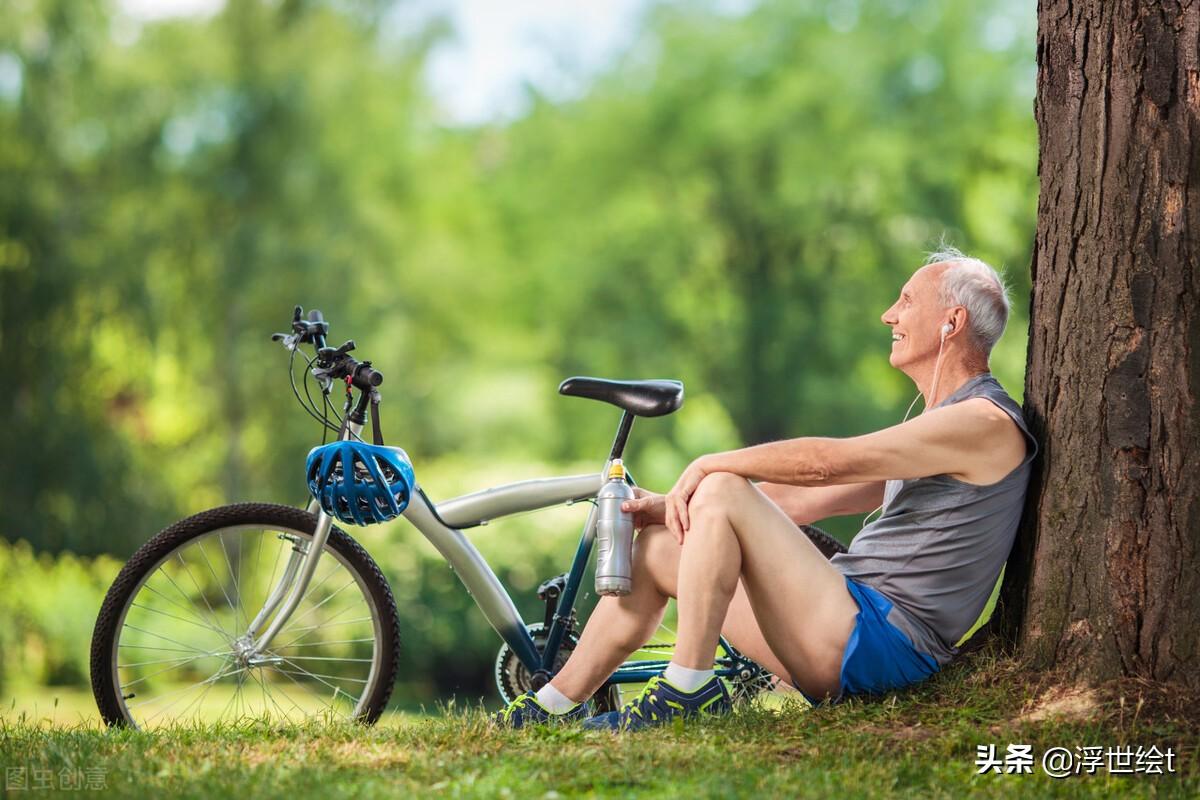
[999,0,1200,688]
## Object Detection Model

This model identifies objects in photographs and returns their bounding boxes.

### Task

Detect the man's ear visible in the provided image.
[948,307,969,336]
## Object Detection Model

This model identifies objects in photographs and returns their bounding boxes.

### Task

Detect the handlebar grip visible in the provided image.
[353,364,384,388]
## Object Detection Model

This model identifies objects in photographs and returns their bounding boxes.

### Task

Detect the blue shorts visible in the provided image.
[799,577,939,705]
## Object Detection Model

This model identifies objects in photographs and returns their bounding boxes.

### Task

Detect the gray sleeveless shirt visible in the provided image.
[830,373,1037,665]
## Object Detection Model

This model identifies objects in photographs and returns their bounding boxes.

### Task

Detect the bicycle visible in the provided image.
[90,307,847,728]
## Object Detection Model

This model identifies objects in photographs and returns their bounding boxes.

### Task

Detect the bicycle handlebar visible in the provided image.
[273,306,384,390]
[345,359,384,389]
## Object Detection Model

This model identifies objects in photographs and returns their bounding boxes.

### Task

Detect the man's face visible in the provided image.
[881,263,949,370]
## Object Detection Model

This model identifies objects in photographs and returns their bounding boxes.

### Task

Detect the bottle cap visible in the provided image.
[607,459,626,480]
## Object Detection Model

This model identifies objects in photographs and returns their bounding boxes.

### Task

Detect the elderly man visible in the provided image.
[496,247,1037,731]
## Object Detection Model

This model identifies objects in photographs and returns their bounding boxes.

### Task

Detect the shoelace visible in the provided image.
[502,693,535,722]
[621,676,665,720]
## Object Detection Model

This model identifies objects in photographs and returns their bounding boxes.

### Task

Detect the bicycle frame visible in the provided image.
[247,421,759,692]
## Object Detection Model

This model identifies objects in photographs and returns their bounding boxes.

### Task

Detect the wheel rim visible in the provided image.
[110,524,385,728]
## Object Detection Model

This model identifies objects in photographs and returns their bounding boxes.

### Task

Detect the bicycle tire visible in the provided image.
[799,524,848,559]
[90,502,401,728]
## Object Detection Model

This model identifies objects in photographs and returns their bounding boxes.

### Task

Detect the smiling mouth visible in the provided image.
[891,333,905,342]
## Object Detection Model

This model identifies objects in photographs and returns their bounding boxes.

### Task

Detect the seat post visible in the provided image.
[608,411,635,462]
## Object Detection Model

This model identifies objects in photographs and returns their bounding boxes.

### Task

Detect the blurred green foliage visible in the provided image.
[0,0,1036,702]
[0,539,121,693]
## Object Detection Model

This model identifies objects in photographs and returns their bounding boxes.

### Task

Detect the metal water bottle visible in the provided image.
[595,459,636,596]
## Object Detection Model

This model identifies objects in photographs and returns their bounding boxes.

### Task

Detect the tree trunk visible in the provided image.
[999,0,1200,688]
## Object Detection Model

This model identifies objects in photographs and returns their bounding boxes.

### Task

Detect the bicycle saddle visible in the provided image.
[557,377,684,417]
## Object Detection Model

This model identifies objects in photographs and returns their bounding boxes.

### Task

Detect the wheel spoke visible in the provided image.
[273,604,367,650]
[120,650,225,689]
[235,670,250,719]
[253,527,266,617]
[173,661,225,722]
[291,560,340,616]
[216,671,243,721]
[273,654,370,691]
[129,602,232,637]
[119,642,215,655]
[265,669,313,720]
[128,661,242,713]
[254,668,272,718]
[278,616,374,638]
[157,565,230,641]
[111,521,384,729]
[196,535,240,634]
[119,652,229,669]
[249,668,290,722]
[140,582,231,639]
[217,530,247,632]
[270,662,353,721]
[278,578,357,632]
[266,533,285,601]
[280,638,374,648]
[273,664,370,686]
[174,550,231,641]
[121,623,216,656]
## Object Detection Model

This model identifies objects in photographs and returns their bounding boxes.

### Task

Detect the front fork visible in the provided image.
[241,425,357,659]
[239,499,333,660]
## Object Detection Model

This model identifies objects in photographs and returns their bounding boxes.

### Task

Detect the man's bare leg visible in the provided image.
[673,472,859,700]
[548,523,674,703]
[551,490,857,702]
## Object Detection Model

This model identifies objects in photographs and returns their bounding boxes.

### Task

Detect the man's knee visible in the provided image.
[689,471,753,518]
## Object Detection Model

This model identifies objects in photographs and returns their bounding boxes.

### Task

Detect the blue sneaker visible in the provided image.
[493,691,589,729]
[582,674,731,732]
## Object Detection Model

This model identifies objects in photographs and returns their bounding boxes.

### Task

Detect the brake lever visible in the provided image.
[315,340,355,366]
[311,371,335,393]
[271,332,301,352]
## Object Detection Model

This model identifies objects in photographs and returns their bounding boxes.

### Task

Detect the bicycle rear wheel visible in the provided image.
[90,503,400,728]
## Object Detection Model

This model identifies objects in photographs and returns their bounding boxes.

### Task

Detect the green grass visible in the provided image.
[1,652,1196,798]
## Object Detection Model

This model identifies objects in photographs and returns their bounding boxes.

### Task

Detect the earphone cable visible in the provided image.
[861,329,950,530]
[861,389,920,529]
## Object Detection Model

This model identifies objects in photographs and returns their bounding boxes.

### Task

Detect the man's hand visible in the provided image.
[621,487,667,530]
[664,457,713,543]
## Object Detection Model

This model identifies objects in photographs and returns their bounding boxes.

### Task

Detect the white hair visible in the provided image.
[924,245,1011,356]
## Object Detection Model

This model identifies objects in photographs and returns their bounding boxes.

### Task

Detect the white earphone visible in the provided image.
[941,322,954,338]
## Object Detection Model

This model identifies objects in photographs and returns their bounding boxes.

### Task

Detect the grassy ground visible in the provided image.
[1,651,1196,798]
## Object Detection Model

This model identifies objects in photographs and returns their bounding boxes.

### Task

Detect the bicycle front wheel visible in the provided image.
[90,503,400,729]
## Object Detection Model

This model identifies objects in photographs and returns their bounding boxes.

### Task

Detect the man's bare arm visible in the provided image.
[758,481,885,525]
[698,398,1025,487]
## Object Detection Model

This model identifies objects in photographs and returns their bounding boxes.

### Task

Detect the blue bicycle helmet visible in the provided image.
[306,441,416,526]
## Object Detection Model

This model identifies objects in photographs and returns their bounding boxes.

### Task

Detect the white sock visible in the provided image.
[663,662,715,693]
[534,683,581,714]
